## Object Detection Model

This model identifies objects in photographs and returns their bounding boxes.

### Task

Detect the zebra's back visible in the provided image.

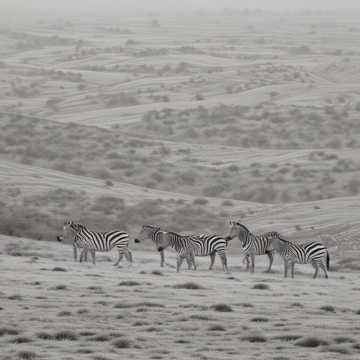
[78,229,129,252]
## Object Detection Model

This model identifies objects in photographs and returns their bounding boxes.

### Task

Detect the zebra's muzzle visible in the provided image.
[157,247,164,252]
[134,238,140,243]
[57,236,63,242]
[225,236,232,242]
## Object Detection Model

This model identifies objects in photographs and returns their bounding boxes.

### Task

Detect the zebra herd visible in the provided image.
[57,219,330,279]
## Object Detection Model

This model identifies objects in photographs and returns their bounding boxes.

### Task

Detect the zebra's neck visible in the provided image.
[169,233,187,252]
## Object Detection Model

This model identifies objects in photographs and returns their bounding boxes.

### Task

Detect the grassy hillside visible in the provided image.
[1,11,360,261]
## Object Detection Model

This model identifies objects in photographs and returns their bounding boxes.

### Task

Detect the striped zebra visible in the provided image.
[156,231,229,273]
[134,225,166,267]
[134,225,195,270]
[270,236,330,279]
[225,221,279,273]
[60,221,132,266]
[135,225,229,272]
[57,223,94,263]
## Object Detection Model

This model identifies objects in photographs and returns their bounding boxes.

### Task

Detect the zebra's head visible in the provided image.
[225,221,250,242]
[134,225,160,243]
[62,220,83,241]
[155,231,169,252]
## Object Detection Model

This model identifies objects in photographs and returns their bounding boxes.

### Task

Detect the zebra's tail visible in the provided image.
[326,251,330,271]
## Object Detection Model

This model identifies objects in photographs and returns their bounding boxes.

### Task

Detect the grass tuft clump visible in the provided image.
[242,334,267,343]
[251,317,269,322]
[172,282,205,290]
[54,330,78,341]
[118,280,141,286]
[320,305,335,313]
[295,336,328,347]
[151,270,163,276]
[210,303,233,312]
[36,332,54,340]
[252,283,270,290]
[208,324,226,331]
[11,336,33,344]
[17,351,37,360]
[52,267,67,272]
[0,327,19,336]
[112,339,132,349]
[274,334,302,342]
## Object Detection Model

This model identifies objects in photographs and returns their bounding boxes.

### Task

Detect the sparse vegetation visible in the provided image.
[172,282,206,290]
[210,304,233,312]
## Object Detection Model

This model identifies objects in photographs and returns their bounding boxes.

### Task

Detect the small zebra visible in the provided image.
[134,225,194,270]
[226,221,279,273]
[269,236,330,279]
[61,220,132,266]
[57,225,95,263]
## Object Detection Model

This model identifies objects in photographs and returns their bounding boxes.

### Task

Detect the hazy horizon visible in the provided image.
[2,0,360,25]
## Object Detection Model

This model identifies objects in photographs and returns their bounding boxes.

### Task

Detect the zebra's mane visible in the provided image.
[144,224,160,231]
[235,222,251,233]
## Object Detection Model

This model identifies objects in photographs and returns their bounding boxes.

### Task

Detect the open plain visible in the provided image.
[1,6,360,360]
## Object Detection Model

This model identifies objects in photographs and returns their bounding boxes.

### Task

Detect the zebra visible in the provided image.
[57,223,94,263]
[134,225,166,268]
[134,225,195,270]
[156,231,229,273]
[269,236,330,279]
[60,220,132,266]
[135,225,229,273]
[225,221,279,273]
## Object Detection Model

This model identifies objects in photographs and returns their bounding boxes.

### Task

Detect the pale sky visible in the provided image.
[1,0,360,25]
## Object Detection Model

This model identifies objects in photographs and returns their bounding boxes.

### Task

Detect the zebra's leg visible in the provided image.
[73,244,78,261]
[186,257,192,270]
[209,252,216,270]
[219,253,229,274]
[191,253,196,270]
[242,255,250,270]
[319,261,328,279]
[114,251,124,266]
[265,251,274,273]
[79,249,86,263]
[250,253,255,273]
[291,262,295,279]
[284,259,288,278]
[311,261,319,278]
[83,250,88,262]
[124,249,133,265]
[160,250,165,268]
[90,250,96,265]
[177,255,185,273]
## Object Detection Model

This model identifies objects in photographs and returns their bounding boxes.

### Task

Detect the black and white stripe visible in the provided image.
[62,221,132,266]
[134,225,166,267]
[135,225,229,272]
[270,236,329,278]
[57,224,95,263]
[226,221,279,273]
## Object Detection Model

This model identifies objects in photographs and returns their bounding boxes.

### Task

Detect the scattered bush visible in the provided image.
[17,351,37,360]
[112,339,132,348]
[118,281,141,287]
[295,336,328,347]
[210,304,233,312]
[242,334,267,343]
[54,330,78,341]
[172,282,205,290]
[208,324,226,331]
[252,283,270,290]
[320,305,335,313]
